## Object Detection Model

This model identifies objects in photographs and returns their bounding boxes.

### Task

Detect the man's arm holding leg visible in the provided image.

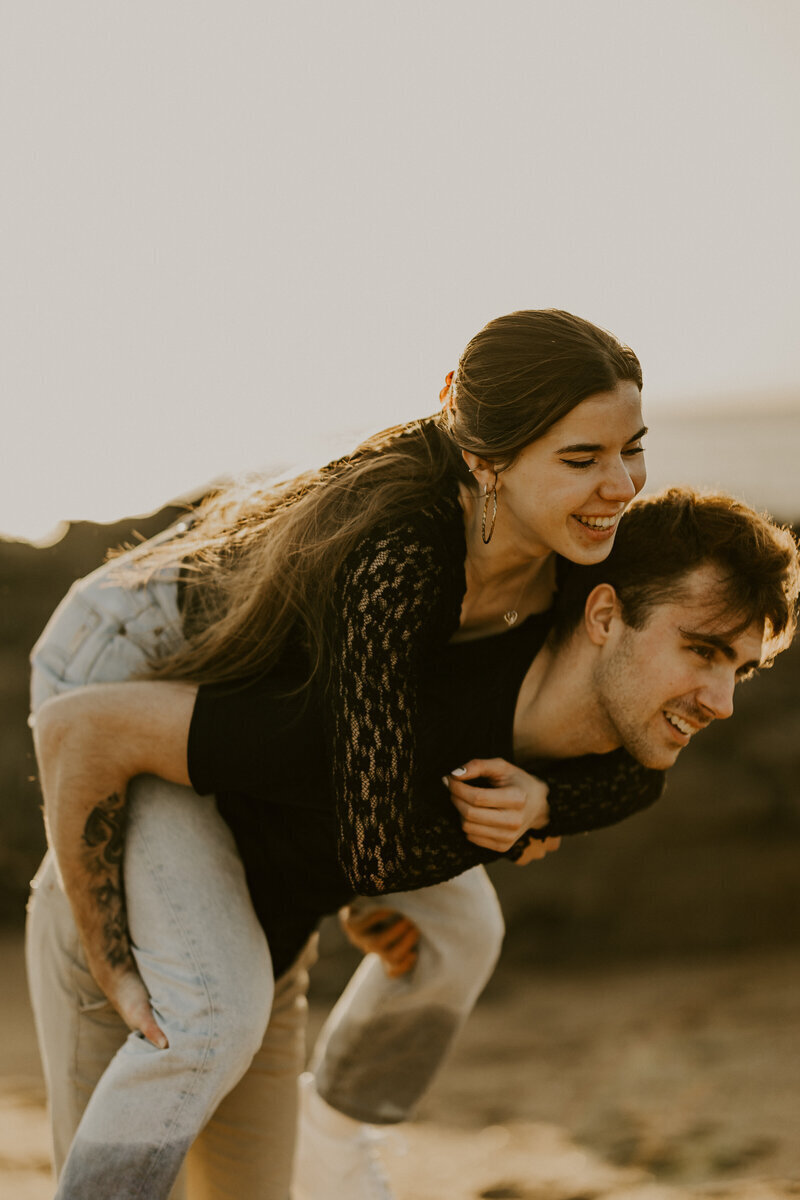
[33,680,196,1044]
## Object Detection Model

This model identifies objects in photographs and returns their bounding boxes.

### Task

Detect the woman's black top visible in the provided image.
[187,466,664,978]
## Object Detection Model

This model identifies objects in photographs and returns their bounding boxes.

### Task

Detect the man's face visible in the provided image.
[592,565,765,769]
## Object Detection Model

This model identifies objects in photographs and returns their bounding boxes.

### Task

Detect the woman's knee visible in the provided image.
[457,873,505,972]
[402,870,505,980]
[435,890,504,993]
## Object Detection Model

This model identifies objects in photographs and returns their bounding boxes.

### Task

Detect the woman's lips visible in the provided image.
[570,513,620,538]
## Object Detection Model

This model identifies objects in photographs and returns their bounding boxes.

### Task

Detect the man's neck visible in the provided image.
[513,637,621,762]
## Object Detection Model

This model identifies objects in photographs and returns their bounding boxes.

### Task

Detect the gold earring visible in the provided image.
[481,484,497,544]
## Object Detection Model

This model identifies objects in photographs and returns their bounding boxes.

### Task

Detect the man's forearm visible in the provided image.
[77,789,133,969]
[37,708,138,979]
[34,681,196,981]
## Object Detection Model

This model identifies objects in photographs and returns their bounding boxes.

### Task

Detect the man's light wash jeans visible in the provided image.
[25,536,504,1199]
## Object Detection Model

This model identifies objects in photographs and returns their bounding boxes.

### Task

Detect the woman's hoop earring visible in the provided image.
[481,484,497,544]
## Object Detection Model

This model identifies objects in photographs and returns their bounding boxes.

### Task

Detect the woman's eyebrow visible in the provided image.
[556,425,648,454]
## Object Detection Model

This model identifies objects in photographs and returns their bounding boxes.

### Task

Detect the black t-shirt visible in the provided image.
[188,613,553,978]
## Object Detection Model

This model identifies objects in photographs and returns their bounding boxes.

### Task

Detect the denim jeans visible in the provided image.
[26,535,504,1198]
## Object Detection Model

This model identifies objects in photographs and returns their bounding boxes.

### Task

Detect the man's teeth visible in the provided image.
[575,515,618,528]
[665,713,693,736]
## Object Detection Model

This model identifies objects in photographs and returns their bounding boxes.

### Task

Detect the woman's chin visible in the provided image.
[562,528,619,564]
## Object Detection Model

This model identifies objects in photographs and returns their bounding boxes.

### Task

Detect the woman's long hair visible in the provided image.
[130,309,642,688]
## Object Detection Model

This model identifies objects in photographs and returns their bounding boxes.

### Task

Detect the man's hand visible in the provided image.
[340,905,420,977]
[445,758,550,852]
[86,944,169,1049]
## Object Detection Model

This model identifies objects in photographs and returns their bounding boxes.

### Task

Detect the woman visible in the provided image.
[28,309,656,1199]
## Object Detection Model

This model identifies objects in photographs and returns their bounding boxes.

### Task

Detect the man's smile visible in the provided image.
[662,708,708,745]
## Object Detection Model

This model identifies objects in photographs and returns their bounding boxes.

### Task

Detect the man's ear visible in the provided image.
[461,449,497,492]
[584,584,622,646]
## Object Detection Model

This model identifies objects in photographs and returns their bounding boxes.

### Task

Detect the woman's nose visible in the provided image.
[598,458,638,502]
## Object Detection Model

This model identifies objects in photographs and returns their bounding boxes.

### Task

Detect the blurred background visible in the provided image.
[1,1,798,1196]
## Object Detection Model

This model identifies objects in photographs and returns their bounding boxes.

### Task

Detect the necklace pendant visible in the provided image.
[503,610,518,627]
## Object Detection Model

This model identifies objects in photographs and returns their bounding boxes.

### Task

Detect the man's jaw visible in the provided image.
[624,706,712,769]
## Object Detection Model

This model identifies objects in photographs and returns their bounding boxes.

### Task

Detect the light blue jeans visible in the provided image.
[26,537,505,1199]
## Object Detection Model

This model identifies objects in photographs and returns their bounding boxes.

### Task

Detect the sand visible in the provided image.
[3,931,798,1200]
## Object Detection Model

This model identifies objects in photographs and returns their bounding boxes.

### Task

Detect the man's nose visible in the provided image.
[698,672,736,721]
[598,458,638,502]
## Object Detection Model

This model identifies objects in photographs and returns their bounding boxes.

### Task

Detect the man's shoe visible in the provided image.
[292,1072,398,1200]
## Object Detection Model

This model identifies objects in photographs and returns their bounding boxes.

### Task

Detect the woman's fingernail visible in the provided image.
[450,766,467,776]
[441,776,449,787]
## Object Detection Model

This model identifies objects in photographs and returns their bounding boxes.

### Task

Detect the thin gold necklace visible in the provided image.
[503,560,541,627]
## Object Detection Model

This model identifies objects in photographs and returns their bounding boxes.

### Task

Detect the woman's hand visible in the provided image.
[446,758,550,852]
[339,905,420,977]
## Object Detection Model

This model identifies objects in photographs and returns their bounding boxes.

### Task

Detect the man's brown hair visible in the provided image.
[553,487,800,661]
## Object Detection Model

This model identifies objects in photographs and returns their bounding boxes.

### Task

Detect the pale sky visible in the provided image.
[2,0,798,542]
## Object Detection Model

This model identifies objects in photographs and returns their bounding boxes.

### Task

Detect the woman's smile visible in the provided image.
[571,511,624,536]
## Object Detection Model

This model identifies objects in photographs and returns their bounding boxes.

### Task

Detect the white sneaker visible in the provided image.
[292,1073,399,1200]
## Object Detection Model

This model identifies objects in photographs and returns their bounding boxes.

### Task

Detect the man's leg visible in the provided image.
[185,936,318,1200]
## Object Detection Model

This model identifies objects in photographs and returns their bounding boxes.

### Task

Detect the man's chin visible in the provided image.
[627,743,683,770]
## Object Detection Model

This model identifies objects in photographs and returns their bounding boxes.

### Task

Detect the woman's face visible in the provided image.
[491,380,647,563]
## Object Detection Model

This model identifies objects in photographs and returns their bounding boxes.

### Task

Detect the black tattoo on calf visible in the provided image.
[82,792,132,970]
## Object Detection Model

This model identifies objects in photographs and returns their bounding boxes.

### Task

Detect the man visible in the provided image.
[29,487,799,1200]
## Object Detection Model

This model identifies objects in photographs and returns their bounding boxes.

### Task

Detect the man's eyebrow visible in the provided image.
[679,628,737,659]
[679,627,761,673]
[556,425,648,454]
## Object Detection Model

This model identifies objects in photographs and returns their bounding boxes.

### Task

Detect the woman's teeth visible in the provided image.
[574,515,618,529]
[665,712,693,736]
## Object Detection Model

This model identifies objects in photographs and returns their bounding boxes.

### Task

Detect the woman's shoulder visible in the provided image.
[334,479,466,641]
[351,479,465,577]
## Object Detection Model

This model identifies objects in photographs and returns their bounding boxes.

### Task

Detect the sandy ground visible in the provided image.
[2,931,799,1200]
